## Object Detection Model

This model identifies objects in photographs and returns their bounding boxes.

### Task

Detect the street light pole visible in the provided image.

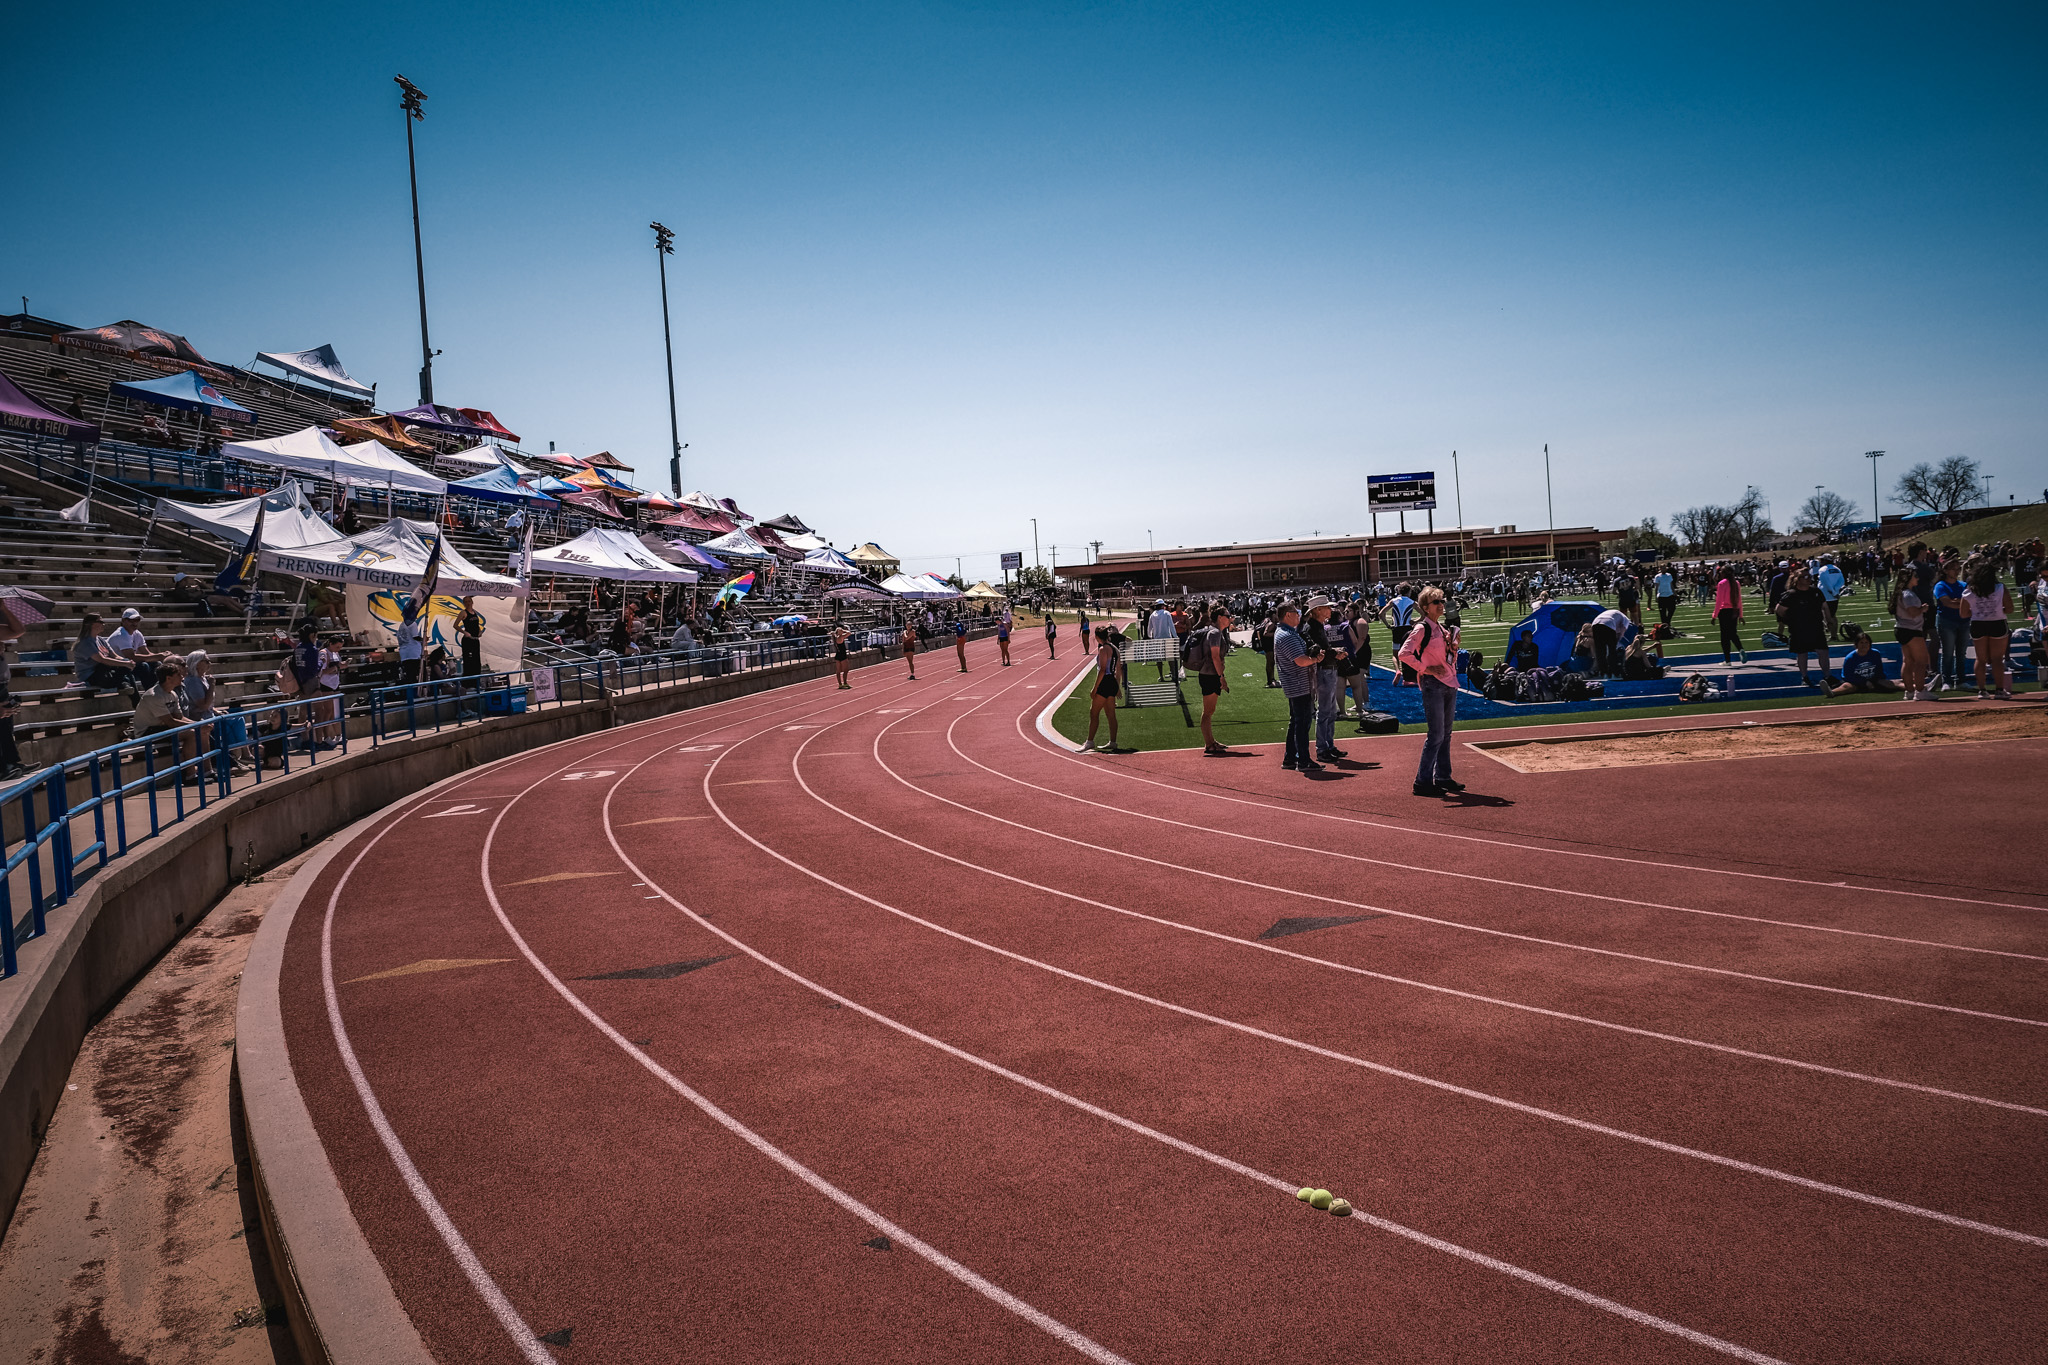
[1864,451,1884,530]
[395,75,435,406]
[1451,448,1465,567]
[1031,518,1039,569]
[651,222,683,497]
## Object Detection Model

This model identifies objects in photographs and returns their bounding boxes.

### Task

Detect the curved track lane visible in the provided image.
[274,636,2048,1363]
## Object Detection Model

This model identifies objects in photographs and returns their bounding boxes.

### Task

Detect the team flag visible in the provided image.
[404,529,446,628]
[215,498,266,596]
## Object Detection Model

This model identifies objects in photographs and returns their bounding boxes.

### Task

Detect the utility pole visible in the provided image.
[652,222,683,497]
[395,76,436,406]
[1089,539,1102,563]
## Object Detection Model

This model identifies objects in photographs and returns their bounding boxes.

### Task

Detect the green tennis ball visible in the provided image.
[1309,1189,1333,1210]
[1328,1199,1353,1217]
[1296,1187,1316,1202]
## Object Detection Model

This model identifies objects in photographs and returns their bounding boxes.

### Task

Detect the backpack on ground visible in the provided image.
[1355,711,1399,734]
[1677,674,1714,702]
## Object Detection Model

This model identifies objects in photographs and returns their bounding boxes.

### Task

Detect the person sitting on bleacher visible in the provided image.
[72,612,139,695]
[107,608,170,688]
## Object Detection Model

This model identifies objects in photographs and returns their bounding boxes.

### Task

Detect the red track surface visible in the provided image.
[272,637,2048,1363]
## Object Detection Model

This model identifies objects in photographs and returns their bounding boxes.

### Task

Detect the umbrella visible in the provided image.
[772,614,810,625]
[0,585,55,625]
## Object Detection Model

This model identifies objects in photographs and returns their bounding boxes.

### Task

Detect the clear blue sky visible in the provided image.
[8,3,2043,580]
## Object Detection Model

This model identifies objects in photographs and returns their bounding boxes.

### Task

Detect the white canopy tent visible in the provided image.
[526,528,699,583]
[878,573,960,600]
[153,480,341,550]
[434,443,517,470]
[253,344,375,398]
[779,531,828,551]
[259,518,525,597]
[700,529,774,560]
[799,547,858,576]
[219,426,446,495]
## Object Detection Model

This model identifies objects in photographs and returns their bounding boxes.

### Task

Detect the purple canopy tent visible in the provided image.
[0,371,99,442]
[385,403,497,439]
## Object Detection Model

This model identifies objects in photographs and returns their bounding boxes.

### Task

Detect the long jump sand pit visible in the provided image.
[1470,703,2048,772]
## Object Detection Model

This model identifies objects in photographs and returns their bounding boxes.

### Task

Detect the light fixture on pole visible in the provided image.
[1865,451,1884,527]
[395,75,436,406]
[651,221,683,497]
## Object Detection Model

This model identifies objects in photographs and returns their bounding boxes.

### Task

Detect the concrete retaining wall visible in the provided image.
[0,644,891,1230]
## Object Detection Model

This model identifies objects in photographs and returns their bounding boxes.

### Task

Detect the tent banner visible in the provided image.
[346,586,526,676]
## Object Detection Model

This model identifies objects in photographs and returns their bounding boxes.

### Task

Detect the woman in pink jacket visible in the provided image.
[1714,566,1746,665]
[1396,586,1464,797]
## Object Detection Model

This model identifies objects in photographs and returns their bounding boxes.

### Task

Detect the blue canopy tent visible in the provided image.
[1505,600,1606,669]
[447,464,556,506]
[108,370,256,425]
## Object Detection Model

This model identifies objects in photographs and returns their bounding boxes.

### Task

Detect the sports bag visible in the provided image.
[1355,711,1399,734]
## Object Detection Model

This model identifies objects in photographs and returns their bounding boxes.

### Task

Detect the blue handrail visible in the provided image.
[0,626,999,981]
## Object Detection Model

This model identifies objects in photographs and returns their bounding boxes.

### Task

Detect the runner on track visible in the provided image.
[832,625,852,689]
[1081,625,1123,753]
[901,619,918,681]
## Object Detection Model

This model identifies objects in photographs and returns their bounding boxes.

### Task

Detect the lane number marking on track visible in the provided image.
[560,770,617,781]
[675,744,724,753]
[784,725,822,731]
[422,804,490,819]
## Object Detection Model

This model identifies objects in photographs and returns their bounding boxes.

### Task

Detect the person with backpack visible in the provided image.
[1188,604,1233,755]
[1338,601,1374,728]
[1397,586,1463,798]
[1775,566,1832,688]
[1299,595,1349,763]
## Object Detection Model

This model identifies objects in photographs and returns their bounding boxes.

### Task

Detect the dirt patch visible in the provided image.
[1473,705,2048,772]
[0,857,311,1364]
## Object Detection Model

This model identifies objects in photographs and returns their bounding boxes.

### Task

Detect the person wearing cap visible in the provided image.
[1272,603,1323,772]
[107,608,168,689]
[1302,595,1348,762]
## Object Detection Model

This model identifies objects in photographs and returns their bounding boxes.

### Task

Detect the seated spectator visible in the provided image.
[130,658,196,780]
[1829,633,1903,697]
[107,608,170,687]
[72,613,137,694]
[669,618,696,653]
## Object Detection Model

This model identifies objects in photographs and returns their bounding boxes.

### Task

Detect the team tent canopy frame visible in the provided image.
[252,344,376,399]
[527,527,699,583]
[448,464,558,506]
[219,426,446,495]
[107,370,257,425]
[0,370,100,442]
[260,518,526,597]
[154,481,342,551]
[878,572,960,600]
[800,547,859,576]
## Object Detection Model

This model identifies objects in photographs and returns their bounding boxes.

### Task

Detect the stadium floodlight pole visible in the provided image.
[651,222,683,497]
[1031,518,1039,568]
[1865,451,1884,527]
[1543,443,1555,565]
[395,75,435,406]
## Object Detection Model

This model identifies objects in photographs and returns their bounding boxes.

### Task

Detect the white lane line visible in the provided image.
[959,716,2048,963]
[324,826,555,1364]
[478,661,1135,1364]
[872,716,2048,1028]
[1016,704,2048,915]
[304,652,988,1358]
[607,715,1792,1363]
[833,717,2046,1115]
[709,689,2048,1249]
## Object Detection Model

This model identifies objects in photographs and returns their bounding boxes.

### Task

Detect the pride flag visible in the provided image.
[715,572,755,604]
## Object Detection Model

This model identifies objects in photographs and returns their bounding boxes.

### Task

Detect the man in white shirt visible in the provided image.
[1146,599,1176,679]
[669,619,696,653]
[1590,607,1633,677]
[395,614,425,685]
[1653,568,1677,627]
[107,608,169,687]
[1815,557,1846,639]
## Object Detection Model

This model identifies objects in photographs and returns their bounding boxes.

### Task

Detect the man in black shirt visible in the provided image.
[1194,605,1233,755]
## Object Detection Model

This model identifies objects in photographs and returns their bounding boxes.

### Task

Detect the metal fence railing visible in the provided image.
[0,626,1012,982]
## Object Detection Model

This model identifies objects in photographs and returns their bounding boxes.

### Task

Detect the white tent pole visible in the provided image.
[130,503,161,578]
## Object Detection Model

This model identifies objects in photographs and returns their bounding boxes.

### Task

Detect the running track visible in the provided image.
[264,633,2048,1363]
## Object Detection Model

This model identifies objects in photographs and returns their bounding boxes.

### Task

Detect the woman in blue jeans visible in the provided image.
[1395,586,1465,797]
[1931,560,1969,692]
